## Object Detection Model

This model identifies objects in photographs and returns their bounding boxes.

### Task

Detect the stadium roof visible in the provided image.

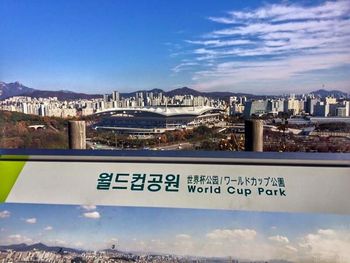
[95,106,220,117]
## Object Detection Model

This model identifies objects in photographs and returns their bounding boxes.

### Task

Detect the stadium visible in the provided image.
[93,106,224,135]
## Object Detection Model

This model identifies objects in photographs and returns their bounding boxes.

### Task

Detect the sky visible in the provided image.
[1,203,350,261]
[0,0,349,94]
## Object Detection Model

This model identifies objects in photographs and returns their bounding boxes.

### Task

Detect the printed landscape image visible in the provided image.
[0,0,349,152]
[1,204,350,263]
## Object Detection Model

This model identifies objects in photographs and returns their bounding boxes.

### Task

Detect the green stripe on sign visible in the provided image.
[0,159,27,202]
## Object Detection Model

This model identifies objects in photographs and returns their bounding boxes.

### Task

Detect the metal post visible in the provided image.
[244,119,263,152]
[68,121,86,149]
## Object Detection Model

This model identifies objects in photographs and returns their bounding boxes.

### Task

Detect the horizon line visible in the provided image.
[1,80,349,97]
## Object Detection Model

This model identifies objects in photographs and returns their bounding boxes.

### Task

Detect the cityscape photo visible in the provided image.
[0,0,349,152]
[1,0,350,262]
[1,204,350,262]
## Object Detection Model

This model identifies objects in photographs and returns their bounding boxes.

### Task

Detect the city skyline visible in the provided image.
[1,203,350,262]
[1,80,349,97]
[1,0,349,94]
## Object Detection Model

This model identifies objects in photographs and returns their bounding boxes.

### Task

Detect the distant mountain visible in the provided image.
[120,88,164,98]
[167,87,256,99]
[1,81,347,101]
[0,82,102,100]
[165,87,203,97]
[205,91,255,99]
[0,81,35,99]
[311,89,348,98]
[0,243,83,254]
[26,90,102,100]
[120,86,253,100]
[0,243,28,251]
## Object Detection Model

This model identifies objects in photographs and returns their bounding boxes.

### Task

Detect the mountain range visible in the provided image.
[0,81,348,101]
[310,89,349,98]
[0,82,101,100]
[0,242,83,254]
[0,81,253,100]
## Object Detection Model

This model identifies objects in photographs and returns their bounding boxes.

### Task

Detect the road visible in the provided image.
[153,142,193,151]
[87,140,193,151]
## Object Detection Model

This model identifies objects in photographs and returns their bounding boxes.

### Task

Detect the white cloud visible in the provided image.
[200,228,298,260]
[83,211,101,219]
[298,228,350,262]
[208,16,238,24]
[8,234,32,244]
[80,205,97,211]
[0,210,10,218]
[206,228,257,241]
[74,241,84,247]
[164,234,194,255]
[285,245,298,252]
[191,49,350,93]
[48,239,67,246]
[175,234,192,240]
[25,218,37,224]
[209,1,350,24]
[318,229,336,236]
[44,226,53,231]
[186,39,252,47]
[212,20,341,36]
[180,0,350,93]
[269,235,290,244]
[172,62,198,73]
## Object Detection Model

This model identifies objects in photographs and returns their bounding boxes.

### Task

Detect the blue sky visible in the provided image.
[0,0,349,94]
[1,203,350,261]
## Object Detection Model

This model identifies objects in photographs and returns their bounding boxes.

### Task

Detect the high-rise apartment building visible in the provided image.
[112,91,120,101]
